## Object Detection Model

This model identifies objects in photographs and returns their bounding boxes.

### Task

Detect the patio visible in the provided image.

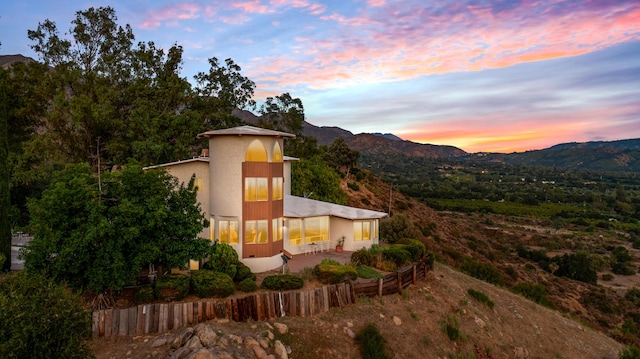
[276,249,353,274]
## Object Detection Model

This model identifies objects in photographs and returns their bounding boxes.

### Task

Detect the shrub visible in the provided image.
[204,243,240,279]
[439,313,461,341]
[314,263,358,284]
[347,182,360,191]
[155,273,190,300]
[554,253,597,284]
[355,323,390,359]
[357,265,383,279]
[402,239,426,262]
[261,274,304,290]
[625,288,640,306]
[460,259,504,286]
[0,272,93,358]
[620,345,640,359]
[511,282,553,308]
[352,248,376,267]
[234,261,254,282]
[236,277,258,293]
[321,258,341,266]
[382,246,411,266]
[191,270,235,298]
[0,252,5,270]
[134,285,155,303]
[602,273,615,281]
[467,288,495,308]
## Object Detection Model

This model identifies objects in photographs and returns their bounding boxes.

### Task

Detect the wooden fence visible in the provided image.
[92,261,431,337]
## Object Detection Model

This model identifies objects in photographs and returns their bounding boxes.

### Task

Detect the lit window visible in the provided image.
[245,220,268,244]
[219,219,239,244]
[193,178,203,191]
[272,217,283,242]
[272,177,283,200]
[289,219,302,246]
[245,177,268,201]
[354,221,372,241]
[245,139,268,162]
[304,216,328,243]
[273,142,283,162]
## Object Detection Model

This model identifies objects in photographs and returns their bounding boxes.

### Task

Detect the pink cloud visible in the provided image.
[139,3,202,29]
[248,1,640,90]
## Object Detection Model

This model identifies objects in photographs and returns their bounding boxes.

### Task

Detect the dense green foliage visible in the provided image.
[236,277,258,292]
[351,248,376,266]
[191,270,235,298]
[355,323,390,359]
[356,265,384,279]
[155,274,191,300]
[314,262,358,284]
[460,259,504,286]
[23,162,209,292]
[0,272,93,358]
[511,282,554,308]
[382,246,411,266]
[380,214,422,244]
[261,274,305,290]
[467,288,495,308]
[203,242,240,279]
[0,68,9,271]
[291,155,347,205]
[134,285,155,303]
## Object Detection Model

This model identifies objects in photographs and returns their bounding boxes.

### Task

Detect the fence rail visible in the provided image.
[92,260,431,337]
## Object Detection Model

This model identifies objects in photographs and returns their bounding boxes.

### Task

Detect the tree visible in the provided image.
[23,162,210,301]
[0,272,93,358]
[291,156,347,205]
[379,214,422,244]
[323,137,360,177]
[0,67,9,271]
[193,57,256,129]
[258,92,315,157]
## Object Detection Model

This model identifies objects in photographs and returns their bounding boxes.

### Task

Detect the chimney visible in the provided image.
[201,148,209,157]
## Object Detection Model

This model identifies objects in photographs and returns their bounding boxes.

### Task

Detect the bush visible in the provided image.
[314,263,358,284]
[357,265,383,279]
[511,282,553,308]
[351,248,376,267]
[355,323,390,359]
[320,258,341,266]
[191,270,235,298]
[204,243,240,279]
[602,273,615,281]
[134,285,155,303]
[460,259,504,286]
[439,313,461,341]
[236,277,258,293]
[467,288,494,308]
[234,261,255,282]
[0,252,6,270]
[261,274,304,290]
[155,274,191,300]
[0,272,93,358]
[620,345,640,359]
[404,239,426,262]
[625,288,640,306]
[382,246,411,266]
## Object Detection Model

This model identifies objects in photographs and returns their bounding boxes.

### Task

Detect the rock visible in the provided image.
[195,324,218,347]
[379,314,385,319]
[474,316,486,328]
[346,321,354,328]
[173,327,195,349]
[244,337,260,349]
[185,335,203,350]
[343,327,355,339]
[259,338,270,349]
[274,340,288,359]
[252,344,268,359]
[273,322,288,334]
[217,353,233,359]
[264,322,274,330]
[392,316,402,326]
[216,319,230,324]
[228,334,243,345]
[190,349,215,359]
[264,330,275,341]
[151,338,167,348]
[168,347,191,359]
[514,347,529,359]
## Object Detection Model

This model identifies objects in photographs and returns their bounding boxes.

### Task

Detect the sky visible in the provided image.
[1,0,640,153]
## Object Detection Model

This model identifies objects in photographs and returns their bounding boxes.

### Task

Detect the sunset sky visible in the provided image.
[1,0,639,153]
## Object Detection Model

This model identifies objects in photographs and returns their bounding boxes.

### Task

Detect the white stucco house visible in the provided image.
[147,125,387,272]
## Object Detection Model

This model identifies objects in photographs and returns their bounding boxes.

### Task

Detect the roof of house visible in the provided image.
[284,195,388,220]
[143,156,209,170]
[198,125,296,139]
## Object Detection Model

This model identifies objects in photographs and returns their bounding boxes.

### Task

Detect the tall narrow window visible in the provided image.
[272,177,283,200]
[219,219,239,244]
[289,219,302,246]
[272,217,283,242]
[245,177,268,201]
[273,142,283,162]
[245,139,268,162]
[245,220,268,244]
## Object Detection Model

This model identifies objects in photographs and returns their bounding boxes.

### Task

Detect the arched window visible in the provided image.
[273,141,283,162]
[245,139,268,162]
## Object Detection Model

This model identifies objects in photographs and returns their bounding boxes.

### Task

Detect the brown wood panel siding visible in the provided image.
[241,162,285,258]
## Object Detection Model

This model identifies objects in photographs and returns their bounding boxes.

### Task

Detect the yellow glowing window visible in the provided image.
[219,219,239,244]
[272,177,283,200]
[304,216,328,244]
[245,139,268,162]
[288,219,302,246]
[193,178,203,191]
[209,218,215,241]
[272,217,283,242]
[245,220,268,244]
[273,142,283,162]
[373,220,379,239]
[189,260,199,271]
[245,177,268,201]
